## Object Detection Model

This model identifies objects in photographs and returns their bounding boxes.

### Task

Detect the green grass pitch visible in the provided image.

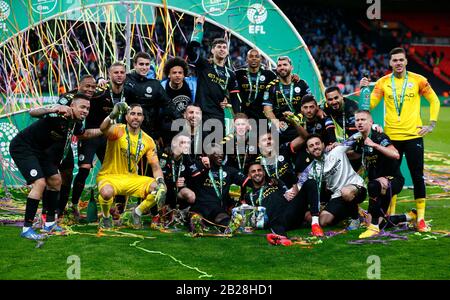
[0,107,449,280]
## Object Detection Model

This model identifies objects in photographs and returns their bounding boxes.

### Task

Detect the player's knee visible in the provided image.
[147,182,157,193]
[319,211,333,227]
[46,174,62,189]
[32,178,47,193]
[79,164,92,169]
[341,185,356,202]
[179,188,195,204]
[100,185,115,200]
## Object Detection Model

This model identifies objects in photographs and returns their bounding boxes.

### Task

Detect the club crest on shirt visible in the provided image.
[260,75,266,81]
[79,154,85,161]
[295,87,301,93]
[30,169,38,177]
[59,97,69,105]
[278,155,284,162]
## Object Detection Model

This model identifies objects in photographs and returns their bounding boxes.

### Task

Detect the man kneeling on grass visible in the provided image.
[96,103,167,229]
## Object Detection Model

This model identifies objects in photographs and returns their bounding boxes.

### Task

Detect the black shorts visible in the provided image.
[323,185,367,224]
[190,202,228,223]
[324,197,357,224]
[77,135,107,165]
[9,138,59,185]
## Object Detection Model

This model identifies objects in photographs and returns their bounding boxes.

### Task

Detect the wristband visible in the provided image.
[156,177,165,185]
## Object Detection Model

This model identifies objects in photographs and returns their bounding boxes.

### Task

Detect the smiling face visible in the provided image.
[71,98,90,121]
[247,49,261,70]
[234,118,250,137]
[125,106,144,130]
[208,145,224,166]
[184,105,202,128]
[171,135,191,156]
[78,77,96,97]
[258,133,273,155]
[390,52,408,75]
[276,58,293,79]
[248,163,265,186]
[211,42,229,61]
[306,136,324,159]
[325,90,344,111]
[134,57,151,77]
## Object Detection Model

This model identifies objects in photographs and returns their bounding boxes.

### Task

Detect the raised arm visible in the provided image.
[186,16,205,64]
[100,102,129,137]
[29,105,72,118]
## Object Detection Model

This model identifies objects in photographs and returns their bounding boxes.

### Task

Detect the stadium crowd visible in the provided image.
[25,5,394,97]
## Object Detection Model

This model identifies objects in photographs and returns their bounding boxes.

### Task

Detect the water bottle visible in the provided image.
[87,189,98,223]
[255,206,266,229]
[360,72,371,110]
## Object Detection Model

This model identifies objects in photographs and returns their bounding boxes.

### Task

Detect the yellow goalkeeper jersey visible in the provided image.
[370,71,440,141]
[98,124,158,176]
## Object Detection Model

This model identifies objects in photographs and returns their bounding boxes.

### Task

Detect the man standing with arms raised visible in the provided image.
[187,16,240,130]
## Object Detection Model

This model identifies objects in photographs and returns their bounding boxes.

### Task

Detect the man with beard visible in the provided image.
[70,63,128,219]
[96,103,167,229]
[291,134,367,235]
[10,95,101,240]
[238,162,315,245]
[235,49,276,120]
[294,95,334,174]
[263,56,311,144]
[257,131,304,193]
[172,104,207,158]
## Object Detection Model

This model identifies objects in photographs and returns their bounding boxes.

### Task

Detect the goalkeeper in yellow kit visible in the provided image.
[97,102,167,229]
[360,47,440,232]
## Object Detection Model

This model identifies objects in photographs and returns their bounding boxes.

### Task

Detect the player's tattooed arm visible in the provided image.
[29,105,72,118]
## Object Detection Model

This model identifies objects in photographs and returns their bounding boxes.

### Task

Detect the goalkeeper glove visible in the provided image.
[109,102,129,120]
[155,177,167,210]
[285,113,305,127]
